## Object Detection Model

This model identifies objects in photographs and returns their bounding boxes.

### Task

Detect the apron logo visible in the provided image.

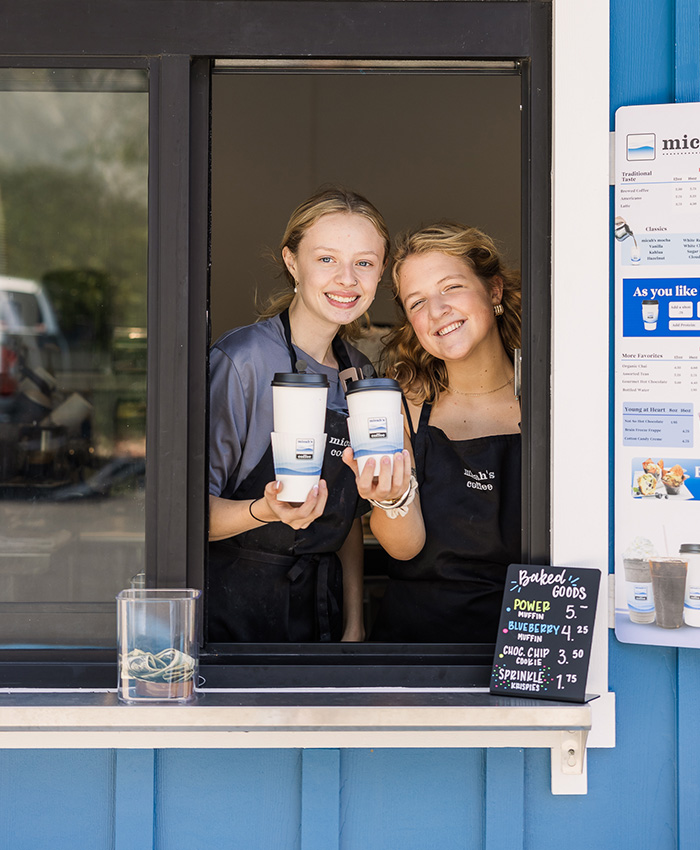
[328,435,351,458]
[464,467,495,491]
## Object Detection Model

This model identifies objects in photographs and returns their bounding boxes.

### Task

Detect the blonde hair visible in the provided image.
[257,187,390,339]
[383,222,522,404]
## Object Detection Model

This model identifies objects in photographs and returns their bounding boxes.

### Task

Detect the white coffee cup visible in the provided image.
[345,377,402,419]
[347,412,404,476]
[270,431,327,502]
[345,378,403,476]
[272,372,329,434]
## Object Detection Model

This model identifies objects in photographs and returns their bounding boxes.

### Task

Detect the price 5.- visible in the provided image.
[566,605,577,619]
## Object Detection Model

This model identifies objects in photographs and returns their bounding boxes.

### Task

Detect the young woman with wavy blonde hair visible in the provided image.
[357,221,522,642]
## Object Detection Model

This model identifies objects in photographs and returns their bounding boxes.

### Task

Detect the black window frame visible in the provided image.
[0,0,551,688]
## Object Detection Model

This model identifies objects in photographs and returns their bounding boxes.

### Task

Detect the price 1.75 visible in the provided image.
[555,673,577,688]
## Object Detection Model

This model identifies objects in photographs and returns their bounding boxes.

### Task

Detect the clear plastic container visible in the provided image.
[116,588,201,703]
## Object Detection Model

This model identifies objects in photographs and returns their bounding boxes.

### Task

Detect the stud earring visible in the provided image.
[493,303,504,317]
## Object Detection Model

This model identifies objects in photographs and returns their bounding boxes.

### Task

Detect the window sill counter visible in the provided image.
[0,688,597,791]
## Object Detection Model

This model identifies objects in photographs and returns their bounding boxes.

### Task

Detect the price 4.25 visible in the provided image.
[561,624,589,641]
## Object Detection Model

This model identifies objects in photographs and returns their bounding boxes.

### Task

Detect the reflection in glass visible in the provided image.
[0,69,148,647]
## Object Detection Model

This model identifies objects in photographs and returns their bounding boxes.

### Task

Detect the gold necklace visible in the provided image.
[448,376,514,397]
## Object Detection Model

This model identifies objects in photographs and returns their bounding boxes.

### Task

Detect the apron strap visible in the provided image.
[418,401,432,431]
[406,401,432,479]
[279,307,304,373]
[286,551,340,642]
[279,307,371,386]
[214,544,340,641]
[401,394,417,446]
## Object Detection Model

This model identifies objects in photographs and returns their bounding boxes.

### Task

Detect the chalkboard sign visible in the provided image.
[490,564,601,703]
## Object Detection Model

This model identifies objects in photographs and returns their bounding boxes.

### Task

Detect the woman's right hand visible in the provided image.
[253,479,329,530]
[342,447,413,504]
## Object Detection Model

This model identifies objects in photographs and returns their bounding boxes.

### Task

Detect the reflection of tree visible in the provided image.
[0,163,147,327]
[42,268,114,352]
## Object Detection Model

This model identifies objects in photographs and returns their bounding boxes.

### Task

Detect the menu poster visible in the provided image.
[614,103,700,648]
[489,565,600,704]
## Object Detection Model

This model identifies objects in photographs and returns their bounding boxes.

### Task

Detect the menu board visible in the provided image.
[613,103,700,648]
[489,565,600,703]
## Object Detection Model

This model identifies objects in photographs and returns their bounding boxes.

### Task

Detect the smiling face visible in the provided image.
[282,212,385,332]
[398,251,503,363]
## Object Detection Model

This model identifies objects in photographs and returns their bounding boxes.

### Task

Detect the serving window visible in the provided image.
[205,61,531,683]
[0,0,551,687]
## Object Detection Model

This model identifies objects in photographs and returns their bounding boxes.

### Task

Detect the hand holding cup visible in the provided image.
[343,446,412,505]
[256,478,329,530]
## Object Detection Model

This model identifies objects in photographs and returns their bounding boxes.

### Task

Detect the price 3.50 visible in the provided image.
[558,648,586,664]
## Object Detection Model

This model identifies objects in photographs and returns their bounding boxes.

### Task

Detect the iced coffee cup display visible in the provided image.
[649,556,688,629]
[271,372,329,502]
[623,537,656,624]
[345,378,403,476]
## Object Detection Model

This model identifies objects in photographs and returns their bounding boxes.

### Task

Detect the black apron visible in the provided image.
[370,401,521,643]
[207,311,367,643]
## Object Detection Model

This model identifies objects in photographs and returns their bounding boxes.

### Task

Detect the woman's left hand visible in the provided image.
[342,447,412,503]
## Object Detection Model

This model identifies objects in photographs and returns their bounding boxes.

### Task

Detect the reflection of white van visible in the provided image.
[0,275,70,396]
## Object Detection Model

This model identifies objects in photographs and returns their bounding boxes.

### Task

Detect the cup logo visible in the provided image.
[295,438,315,460]
[368,416,388,439]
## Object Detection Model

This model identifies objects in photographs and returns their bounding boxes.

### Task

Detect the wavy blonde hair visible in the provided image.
[383,222,522,404]
[257,187,390,340]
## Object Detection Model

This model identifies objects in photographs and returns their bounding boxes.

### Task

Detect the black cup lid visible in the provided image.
[271,372,329,388]
[345,377,401,395]
[680,543,700,554]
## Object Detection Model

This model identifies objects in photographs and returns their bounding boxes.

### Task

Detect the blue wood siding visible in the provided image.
[0,0,698,848]
[0,750,115,849]
[339,749,485,849]
[155,750,302,849]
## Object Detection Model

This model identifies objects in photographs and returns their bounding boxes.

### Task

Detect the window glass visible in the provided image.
[0,68,148,648]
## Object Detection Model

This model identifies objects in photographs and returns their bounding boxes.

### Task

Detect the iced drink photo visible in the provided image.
[649,557,688,629]
[622,537,656,624]
[624,559,655,623]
